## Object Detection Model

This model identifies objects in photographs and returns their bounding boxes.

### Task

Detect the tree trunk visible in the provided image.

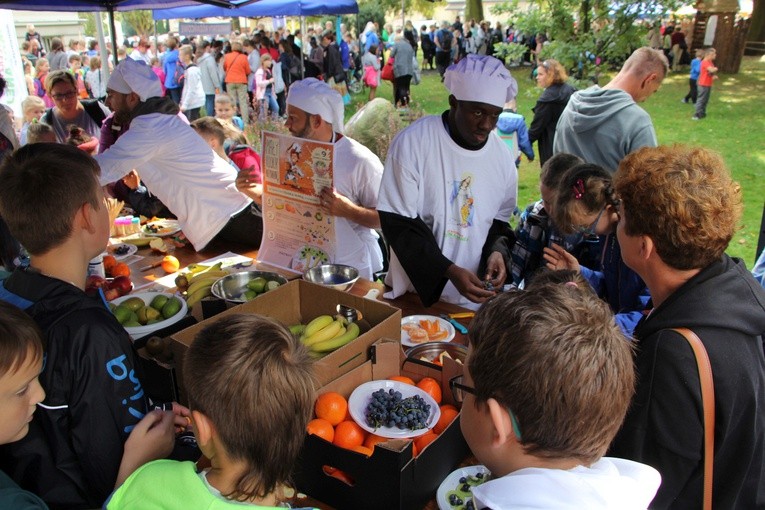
[580,0,591,34]
[748,0,764,41]
[465,0,484,23]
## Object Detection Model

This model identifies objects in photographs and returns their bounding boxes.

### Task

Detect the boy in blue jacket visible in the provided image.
[682,48,703,104]
[495,99,534,167]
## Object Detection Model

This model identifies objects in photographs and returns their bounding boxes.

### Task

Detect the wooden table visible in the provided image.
[120,239,474,509]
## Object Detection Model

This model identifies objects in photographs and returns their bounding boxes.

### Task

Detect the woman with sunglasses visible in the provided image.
[542,163,650,336]
[42,70,110,144]
[528,59,576,166]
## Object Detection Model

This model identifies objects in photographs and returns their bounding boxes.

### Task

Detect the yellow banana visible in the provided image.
[186,276,223,296]
[185,285,213,309]
[185,263,210,274]
[311,322,360,353]
[187,265,227,285]
[302,320,343,348]
[303,315,334,338]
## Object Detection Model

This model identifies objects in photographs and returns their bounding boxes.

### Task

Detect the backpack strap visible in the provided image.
[81,100,107,127]
[0,280,34,310]
[671,327,714,510]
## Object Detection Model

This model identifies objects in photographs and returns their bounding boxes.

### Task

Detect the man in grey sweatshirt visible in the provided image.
[553,48,668,173]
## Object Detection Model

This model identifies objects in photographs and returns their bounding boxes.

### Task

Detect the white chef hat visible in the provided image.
[287,78,344,134]
[444,55,518,109]
[107,58,163,102]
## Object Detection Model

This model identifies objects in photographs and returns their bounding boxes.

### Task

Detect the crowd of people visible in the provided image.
[0,15,763,510]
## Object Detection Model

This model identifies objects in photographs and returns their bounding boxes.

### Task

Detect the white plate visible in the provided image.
[436,465,491,510]
[143,219,181,237]
[348,380,441,439]
[111,291,188,340]
[107,243,138,260]
[401,315,456,347]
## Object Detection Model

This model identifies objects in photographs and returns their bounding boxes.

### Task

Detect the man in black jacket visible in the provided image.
[609,145,765,509]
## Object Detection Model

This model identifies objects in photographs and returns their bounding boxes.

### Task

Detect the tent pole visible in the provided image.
[301,16,306,79]
[95,11,111,83]
[401,0,405,31]
[108,7,119,67]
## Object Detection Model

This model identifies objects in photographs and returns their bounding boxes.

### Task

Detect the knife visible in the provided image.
[440,314,468,335]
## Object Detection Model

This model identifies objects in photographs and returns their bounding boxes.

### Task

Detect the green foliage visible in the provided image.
[119,10,154,38]
[491,0,682,83]
[353,1,387,33]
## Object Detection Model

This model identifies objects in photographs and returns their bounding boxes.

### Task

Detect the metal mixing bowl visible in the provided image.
[302,264,360,292]
[406,342,468,365]
[210,271,288,303]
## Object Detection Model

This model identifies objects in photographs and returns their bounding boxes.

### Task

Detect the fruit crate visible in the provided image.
[169,279,402,403]
[294,339,469,510]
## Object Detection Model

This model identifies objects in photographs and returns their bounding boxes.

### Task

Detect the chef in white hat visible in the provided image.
[377,54,519,309]
[281,78,385,280]
[94,58,261,252]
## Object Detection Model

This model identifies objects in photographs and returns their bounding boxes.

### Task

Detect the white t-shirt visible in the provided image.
[180,65,205,111]
[377,115,517,309]
[472,457,661,510]
[332,135,384,280]
[95,112,252,250]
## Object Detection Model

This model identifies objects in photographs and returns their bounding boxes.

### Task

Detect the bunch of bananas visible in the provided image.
[175,262,229,309]
[290,314,361,357]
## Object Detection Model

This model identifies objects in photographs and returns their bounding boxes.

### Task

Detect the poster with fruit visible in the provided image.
[258,131,337,272]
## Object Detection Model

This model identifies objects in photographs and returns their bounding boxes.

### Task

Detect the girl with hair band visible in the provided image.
[542,163,650,336]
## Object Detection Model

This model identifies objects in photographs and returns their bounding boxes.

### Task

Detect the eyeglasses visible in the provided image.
[571,205,606,237]
[51,90,77,101]
[449,375,523,440]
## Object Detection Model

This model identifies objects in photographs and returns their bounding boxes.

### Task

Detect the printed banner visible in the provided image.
[178,21,232,37]
[0,9,26,117]
[257,131,336,272]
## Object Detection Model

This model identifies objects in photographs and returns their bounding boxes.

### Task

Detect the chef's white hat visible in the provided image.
[287,78,344,134]
[444,54,518,109]
[107,57,163,102]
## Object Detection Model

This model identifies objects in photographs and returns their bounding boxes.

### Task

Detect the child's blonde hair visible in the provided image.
[21,96,45,122]
[25,123,56,144]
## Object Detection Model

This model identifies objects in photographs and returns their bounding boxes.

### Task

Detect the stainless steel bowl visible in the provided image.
[210,271,288,303]
[302,264,360,292]
[406,342,468,365]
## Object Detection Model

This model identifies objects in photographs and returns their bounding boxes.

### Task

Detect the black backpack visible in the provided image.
[441,30,453,52]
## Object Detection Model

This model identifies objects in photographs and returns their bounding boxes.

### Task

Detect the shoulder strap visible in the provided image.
[671,327,714,510]
[0,280,34,310]
[81,100,107,127]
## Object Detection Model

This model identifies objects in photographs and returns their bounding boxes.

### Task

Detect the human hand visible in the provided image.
[484,251,506,289]
[236,165,263,205]
[122,170,141,190]
[543,244,580,272]
[318,187,355,218]
[446,264,496,303]
[116,410,175,486]
[171,402,192,432]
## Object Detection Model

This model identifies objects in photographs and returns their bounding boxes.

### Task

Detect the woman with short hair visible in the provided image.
[43,70,110,144]
[528,59,575,166]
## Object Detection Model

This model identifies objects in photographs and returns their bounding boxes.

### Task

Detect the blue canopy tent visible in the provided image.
[152,0,358,20]
[0,0,243,66]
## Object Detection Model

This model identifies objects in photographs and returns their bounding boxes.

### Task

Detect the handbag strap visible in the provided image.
[672,327,714,510]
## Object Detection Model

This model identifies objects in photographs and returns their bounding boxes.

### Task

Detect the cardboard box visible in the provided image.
[169,279,402,403]
[294,339,470,510]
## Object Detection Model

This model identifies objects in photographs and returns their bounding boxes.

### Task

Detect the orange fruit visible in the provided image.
[352,445,373,457]
[103,255,117,274]
[363,433,388,450]
[416,377,442,404]
[414,431,438,454]
[161,255,180,273]
[315,392,348,426]
[111,263,131,278]
[333,420,366,450]
[441,404,458,413]
[434,406,460,435]
[389,375,415,385]
[306,418,334,443]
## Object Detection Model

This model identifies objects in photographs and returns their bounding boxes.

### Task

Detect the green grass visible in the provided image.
[344,56,765,264]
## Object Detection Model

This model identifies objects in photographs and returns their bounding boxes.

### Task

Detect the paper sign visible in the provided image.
[258,131,336,272]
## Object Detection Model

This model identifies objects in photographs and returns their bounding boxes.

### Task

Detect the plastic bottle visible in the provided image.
[87,253,106,278]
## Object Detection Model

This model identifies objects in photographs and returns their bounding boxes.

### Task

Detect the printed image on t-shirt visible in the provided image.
[450,174,475,228]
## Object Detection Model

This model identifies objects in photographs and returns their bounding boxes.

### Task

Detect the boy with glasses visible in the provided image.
[453,282,660,509]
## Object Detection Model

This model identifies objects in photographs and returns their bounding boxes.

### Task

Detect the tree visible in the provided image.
[748,0,764,42]
[120,10,154,38]
[492,0,681,85]
[465,0,485,23]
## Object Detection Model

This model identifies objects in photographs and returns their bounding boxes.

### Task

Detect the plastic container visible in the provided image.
[131,217,141,234]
